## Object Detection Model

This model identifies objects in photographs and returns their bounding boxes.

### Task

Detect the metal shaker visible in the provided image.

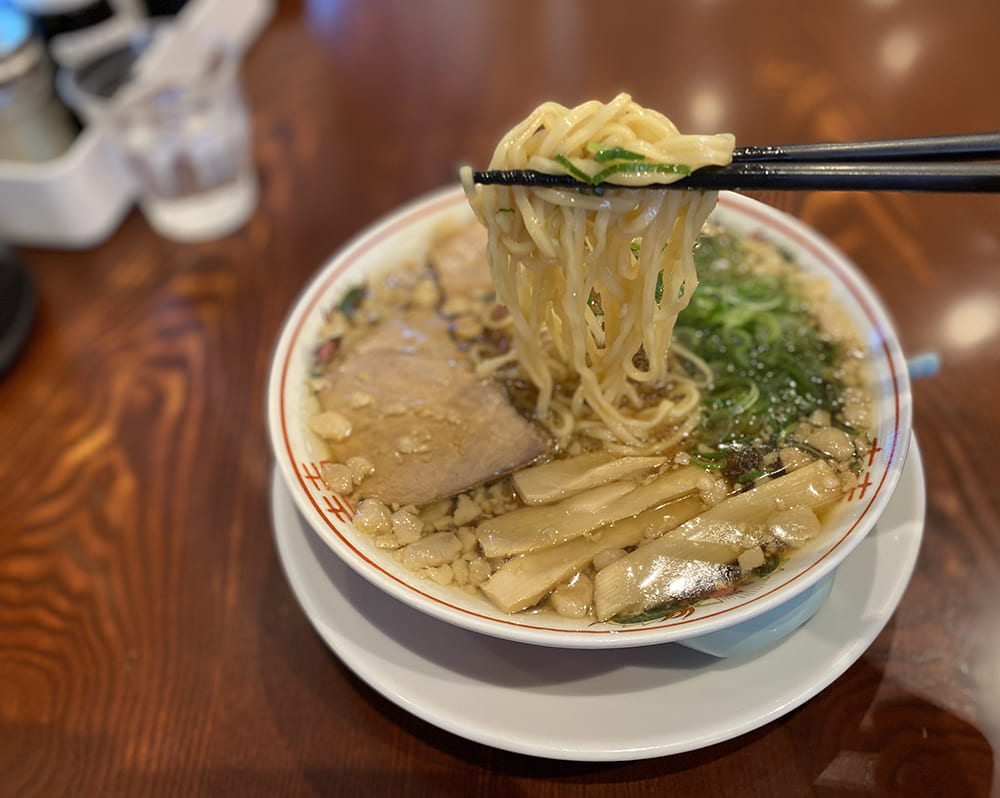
[0,8,78,162]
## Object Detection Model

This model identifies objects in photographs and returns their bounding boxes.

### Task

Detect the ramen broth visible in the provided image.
[305,217,874,625]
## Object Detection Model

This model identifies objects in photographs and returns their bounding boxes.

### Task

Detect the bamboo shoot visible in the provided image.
[513,452,669,505]
[481,495,703,613]
[594,460,844,621]
[477,465,707,558]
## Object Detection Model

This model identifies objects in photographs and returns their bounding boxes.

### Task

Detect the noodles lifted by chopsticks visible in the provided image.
[461,93,735,452]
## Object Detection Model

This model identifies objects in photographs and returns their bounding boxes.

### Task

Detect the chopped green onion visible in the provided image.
[611,600,695,625]
[690,450,728,470]
[553,155,690,185]
[586,141,647,162]
[338,285,365,320]
[553,155,595,184]
[590,161,690,184]
[675,231,846,457]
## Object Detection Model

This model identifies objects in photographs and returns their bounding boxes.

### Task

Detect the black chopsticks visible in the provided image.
[471,132,1000,192]
[728,132,1000,162]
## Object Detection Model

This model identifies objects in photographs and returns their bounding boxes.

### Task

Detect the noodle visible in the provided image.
[461,93,735,450]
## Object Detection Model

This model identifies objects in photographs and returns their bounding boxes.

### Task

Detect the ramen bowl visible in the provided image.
[267,186,913,652]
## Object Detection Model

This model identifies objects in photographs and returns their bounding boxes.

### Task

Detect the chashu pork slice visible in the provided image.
[317,314,550,507]
[348,310,458,359]
[428,221,495,299]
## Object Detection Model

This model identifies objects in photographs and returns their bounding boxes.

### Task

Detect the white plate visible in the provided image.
[272,437,925,761]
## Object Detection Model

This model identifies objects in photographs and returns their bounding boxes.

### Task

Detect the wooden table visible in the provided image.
[3,1,999,795]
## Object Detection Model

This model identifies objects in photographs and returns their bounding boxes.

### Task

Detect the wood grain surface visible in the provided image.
[2,1,999,796]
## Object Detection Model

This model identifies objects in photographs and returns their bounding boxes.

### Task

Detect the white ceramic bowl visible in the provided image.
[267,186,913,650]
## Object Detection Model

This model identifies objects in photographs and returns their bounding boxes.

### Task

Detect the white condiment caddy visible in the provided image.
[0,0,274,249]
